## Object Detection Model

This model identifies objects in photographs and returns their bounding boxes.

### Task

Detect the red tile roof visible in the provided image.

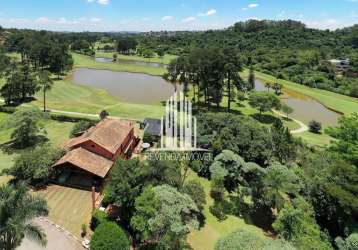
[63,118,134,154]
[53,148,113,178]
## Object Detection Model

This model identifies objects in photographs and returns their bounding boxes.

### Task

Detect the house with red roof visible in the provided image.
[53,118,140,190]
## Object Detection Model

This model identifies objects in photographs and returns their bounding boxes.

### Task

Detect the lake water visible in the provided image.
[95,57,165,68]
[71,68,176,104]
[255,80,341,126]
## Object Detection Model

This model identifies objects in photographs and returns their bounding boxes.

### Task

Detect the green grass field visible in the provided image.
[0,112,74,171]
[187,170,268,250]
[242,69,358,116]
[96,52,177,65]
[73,53,166,76]
[31,78,165,120]
[38,185,93,238]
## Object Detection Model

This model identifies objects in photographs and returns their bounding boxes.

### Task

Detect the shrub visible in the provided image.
[309,120,322,134]
[70,120,94,138]
[2,144,65,187]
[90,209,108,230]
[209,202,227,221]
[90,222,130,250]
[215,229,266,250]
[182,180,206,211]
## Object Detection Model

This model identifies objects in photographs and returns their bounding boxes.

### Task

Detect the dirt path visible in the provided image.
[273,110,308,134]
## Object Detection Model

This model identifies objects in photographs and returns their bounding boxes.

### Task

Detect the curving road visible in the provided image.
[273,110,309,134]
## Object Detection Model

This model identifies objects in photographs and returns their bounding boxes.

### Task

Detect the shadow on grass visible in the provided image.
[250,113,281,125]
[0,135,49,155]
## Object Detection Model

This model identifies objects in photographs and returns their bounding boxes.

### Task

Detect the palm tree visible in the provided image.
[0,183,48,250]
[265,82,272,92]
[38,70,53,112]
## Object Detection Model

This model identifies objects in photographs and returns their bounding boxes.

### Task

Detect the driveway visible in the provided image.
[17,218,85,250]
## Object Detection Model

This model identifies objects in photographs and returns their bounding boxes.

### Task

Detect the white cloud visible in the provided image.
[90,17,102,22]
[182,17,196,23]
[161,16,174,21]
[198,9,217,17]
[88,0,109,5]
[248,3,259,8]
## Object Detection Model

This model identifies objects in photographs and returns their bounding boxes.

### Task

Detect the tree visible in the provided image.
[182,180,206,211]
[271,119,296,164]
[0,183,48,250]
[99,110,109,120]
[90,222,130,250]
[131,185,199,249]
[248,65,255,91]
[210,150,246,192]
[265,82,272,92]
[281,104,293,119]
[248,92,281,114]
[104,158,181,222]
[263,163,300,212]
[273,198,332,250]
[272,82,283,95]
[326,113,358,164]
[70,120,94,138]
[308,120,322,134]
[38,70,53,112]
[336,233,358,250]
[7,109,47,148]
[2,144,64,187]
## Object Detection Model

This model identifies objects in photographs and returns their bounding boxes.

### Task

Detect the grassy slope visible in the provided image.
[0,112,74,171]
[242,69,358,115]
[73,53,166,76]
[187,170,267,250]
[96,52,177,65]
[31,78,165,120]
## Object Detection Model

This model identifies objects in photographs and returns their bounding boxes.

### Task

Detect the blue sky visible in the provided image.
[0,0,357,31]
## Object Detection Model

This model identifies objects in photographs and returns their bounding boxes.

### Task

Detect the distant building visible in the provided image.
[329,58,350,72]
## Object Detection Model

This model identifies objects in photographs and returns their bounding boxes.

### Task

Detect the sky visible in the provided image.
[0,0,357,32]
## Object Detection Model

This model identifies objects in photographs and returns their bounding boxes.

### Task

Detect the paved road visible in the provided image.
[17,218,85,250]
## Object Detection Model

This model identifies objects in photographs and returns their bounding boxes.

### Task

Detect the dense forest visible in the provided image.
[137,20,358,97]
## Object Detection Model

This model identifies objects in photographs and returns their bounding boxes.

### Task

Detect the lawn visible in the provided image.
[37,185,93,238]
[0,112,74,171]
[96,52,177,65]
[28,78,165,120]
[242,69,358,116]
[73,53,167,76]
[187,170,268,250]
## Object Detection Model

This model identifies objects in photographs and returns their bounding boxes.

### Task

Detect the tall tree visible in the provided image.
[38,70,53,112]
[248,65,255,91]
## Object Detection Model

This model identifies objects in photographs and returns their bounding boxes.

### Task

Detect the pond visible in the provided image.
[95,57,165,68]
[71,68,176,104]
[255,80,341,126]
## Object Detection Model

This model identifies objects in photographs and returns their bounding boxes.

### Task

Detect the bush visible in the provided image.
[70,120,95,138]
[90,209,109,230]
[209,202,227,221]
[50,113,98,123]
[2,144,65,187]
[182,180,206,211]
[215,229,266,250]
[309,120,322,134]
[90,222,130,250]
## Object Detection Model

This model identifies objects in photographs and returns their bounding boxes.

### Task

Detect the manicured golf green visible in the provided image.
[242,69,358,116]
[96,52,177,65]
